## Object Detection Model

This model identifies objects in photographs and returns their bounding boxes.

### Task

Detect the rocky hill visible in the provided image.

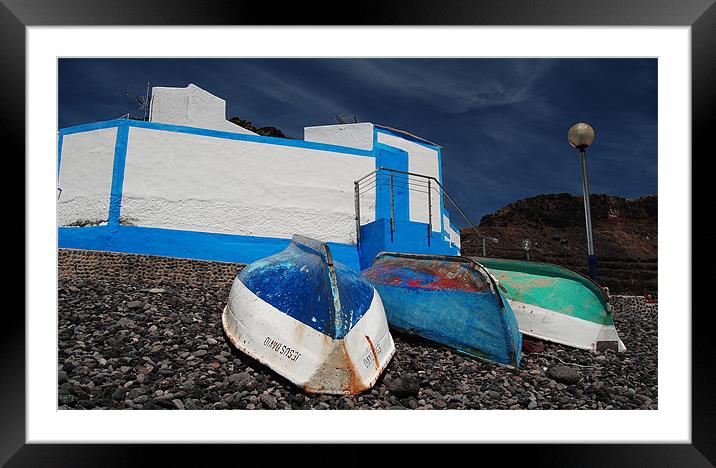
[229,117,289,138]
[461,193,657,295]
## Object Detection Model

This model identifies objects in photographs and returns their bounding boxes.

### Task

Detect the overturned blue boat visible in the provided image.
[222,235,395,395]
[362,253,522,367]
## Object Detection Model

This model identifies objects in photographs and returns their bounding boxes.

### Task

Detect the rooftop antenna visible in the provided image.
[124,82,151,120]
[335,114,357,124]
[144,81,150,120]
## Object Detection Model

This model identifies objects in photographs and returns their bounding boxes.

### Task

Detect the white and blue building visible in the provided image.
[57,84,461,271]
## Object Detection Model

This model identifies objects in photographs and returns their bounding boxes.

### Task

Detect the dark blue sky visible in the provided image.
[58,58,657,225]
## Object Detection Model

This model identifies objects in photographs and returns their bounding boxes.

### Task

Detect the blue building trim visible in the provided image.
[58,119,128,136]
[375,144,410,222]
[108,122,130,227]
[357,218,459,269]
[374,127,452,246]
[58,225,361,271]
[58,119,375,158]
[57,133,64,178]
[437,147,445,235]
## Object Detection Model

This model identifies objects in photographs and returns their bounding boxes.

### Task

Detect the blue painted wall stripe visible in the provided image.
[437,147,445,235]
[58,225,361,271]
[108,123,129,227]
[58,119,375,158]
[58,119,127,136]
[57,133,64,179]
[374,127,452,244]
[357,218,459,269]
[128,120,375,157]
[375,144,410,222]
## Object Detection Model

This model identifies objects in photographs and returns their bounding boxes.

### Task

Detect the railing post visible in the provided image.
[389,173,395,242]
[354,181,361,247]
[354,167,488,252]
[427,179,432,246]
[482,238,486,257]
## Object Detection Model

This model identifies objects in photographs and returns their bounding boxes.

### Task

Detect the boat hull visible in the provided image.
[223,235,395,394]
[362,253,522,367]
[476,257,626,352]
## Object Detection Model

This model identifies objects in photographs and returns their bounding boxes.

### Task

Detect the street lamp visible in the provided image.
[568,122,598,281]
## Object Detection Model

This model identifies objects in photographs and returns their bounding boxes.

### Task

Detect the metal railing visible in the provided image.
[353,167,498,254]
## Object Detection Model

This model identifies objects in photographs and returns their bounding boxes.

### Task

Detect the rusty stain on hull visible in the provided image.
[302,340,353,394]
[365,335,380,370]
[224,302,393,396]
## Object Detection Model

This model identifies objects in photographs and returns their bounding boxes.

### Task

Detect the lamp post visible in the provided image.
[568,122,598,281]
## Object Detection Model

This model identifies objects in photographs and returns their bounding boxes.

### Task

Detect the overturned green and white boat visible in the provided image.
[476,257,625,353]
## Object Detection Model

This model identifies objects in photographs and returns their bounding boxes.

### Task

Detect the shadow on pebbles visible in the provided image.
[58,278,657,410]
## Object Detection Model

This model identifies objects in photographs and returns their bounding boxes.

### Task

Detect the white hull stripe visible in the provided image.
[223,278,395,394]
[509,299,626,352]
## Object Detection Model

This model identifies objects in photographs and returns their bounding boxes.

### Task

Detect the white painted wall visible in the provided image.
[305,123,377,226]
[120,127,375,243]
[443,214,461,248]
[149,84,256,135]
[376,131,442,231]
[304,123,374,151]
[57,127,117,226]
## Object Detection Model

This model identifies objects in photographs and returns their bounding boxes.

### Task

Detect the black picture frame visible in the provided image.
[5,0,712,465]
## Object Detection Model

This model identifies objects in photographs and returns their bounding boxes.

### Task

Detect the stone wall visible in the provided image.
[58,249,244,287]
[59,249,658,318]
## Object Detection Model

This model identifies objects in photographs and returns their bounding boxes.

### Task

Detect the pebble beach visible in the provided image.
[58,278,657,410]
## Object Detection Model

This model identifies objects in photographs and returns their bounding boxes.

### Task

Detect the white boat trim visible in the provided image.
[222,278,395,394]
[509,299,626,352]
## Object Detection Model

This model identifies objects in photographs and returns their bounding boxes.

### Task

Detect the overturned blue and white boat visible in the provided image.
[222,235,395,395]
[362,253,522,367]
